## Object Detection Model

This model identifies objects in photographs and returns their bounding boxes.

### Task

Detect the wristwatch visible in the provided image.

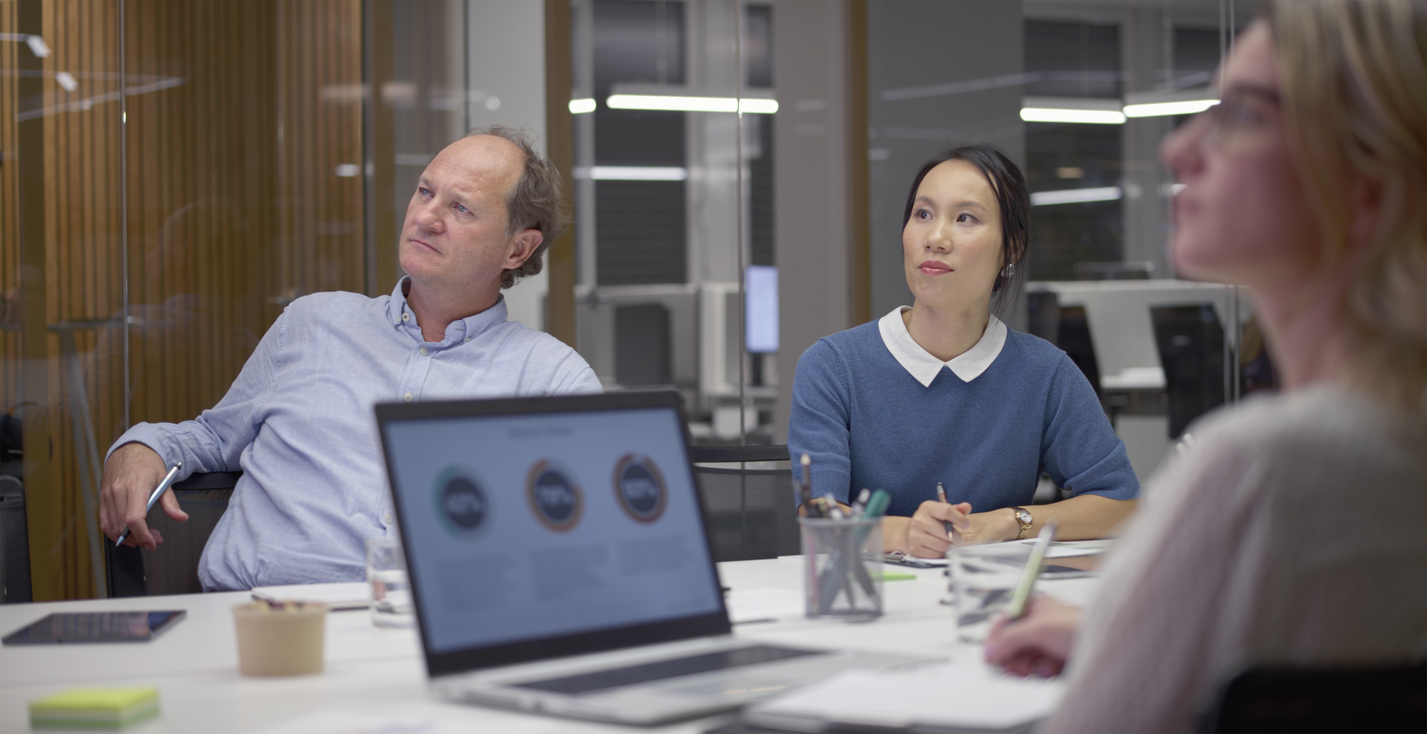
[1011,506,1033,540]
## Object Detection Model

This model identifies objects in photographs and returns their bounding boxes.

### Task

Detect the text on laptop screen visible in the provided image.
[383,406,724,655]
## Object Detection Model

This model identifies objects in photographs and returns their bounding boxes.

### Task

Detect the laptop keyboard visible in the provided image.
[513,644,822,695]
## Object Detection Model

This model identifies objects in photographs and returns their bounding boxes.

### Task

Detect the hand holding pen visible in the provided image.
[100,444,189,549]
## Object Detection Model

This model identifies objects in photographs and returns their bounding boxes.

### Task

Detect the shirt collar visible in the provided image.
[877,306,1007,387]
[387,276,508,344]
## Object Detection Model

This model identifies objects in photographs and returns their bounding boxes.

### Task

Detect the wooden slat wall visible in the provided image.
[0,1,20,420]
[2,0,365,600]
[277,0,365,298]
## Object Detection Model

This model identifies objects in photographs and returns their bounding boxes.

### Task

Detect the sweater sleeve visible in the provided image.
[787,339,854,505]
[1040,354,1141,500]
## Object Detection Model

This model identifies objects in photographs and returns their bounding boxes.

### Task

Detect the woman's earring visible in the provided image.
[1001,263,1016,280]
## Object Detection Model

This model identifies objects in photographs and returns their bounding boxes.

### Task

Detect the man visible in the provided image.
[98,127,601,591]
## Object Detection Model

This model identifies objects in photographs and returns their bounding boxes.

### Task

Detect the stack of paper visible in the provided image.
[743,662,1062,733]
[29,687,160,730]
[251,581,370,610]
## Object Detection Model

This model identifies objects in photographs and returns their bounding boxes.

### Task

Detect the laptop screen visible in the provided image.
[378,393,727,664]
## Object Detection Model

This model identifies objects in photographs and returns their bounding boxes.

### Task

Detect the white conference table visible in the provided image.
[0,557,1101,733]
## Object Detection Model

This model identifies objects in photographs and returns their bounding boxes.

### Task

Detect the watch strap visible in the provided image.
[1012,506,1033,540]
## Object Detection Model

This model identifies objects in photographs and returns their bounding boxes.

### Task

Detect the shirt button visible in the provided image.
[419,347,428,356]
[383,513,394,525]
[402,313,410,322]
[403,392,413,402]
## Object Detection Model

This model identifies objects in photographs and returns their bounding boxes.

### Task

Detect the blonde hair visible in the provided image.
[1267,0,1427,412]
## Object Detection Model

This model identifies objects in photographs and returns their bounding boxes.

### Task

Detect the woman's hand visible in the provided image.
[950,508,1021,546]
[983,596,1083,678]
[898,500,971,557]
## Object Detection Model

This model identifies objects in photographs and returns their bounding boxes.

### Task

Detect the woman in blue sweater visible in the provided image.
[788,144,1139,558]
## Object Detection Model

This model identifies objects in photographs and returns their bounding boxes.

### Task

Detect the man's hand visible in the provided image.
[983,596,1083,678]
[99,443,188,549]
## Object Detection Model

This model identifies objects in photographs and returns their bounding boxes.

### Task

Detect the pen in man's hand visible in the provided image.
[936,482,958,544]
[115,461,183,547]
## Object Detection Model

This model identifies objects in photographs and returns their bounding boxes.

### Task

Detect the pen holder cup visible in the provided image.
[799,517,883,622]
[232,603,329,677]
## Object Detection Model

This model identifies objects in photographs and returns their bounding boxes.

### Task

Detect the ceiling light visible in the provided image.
[568,98,595,114]
[1019,96,1125,125]
[25,35,50,58]
[1123,99,1217,118]
[573,166,687,181]
[606,94,777,114]
[1030,186,1122,206]
[1021,107,1125,124]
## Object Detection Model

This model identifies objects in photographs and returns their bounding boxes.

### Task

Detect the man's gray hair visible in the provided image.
[465,125,569,289]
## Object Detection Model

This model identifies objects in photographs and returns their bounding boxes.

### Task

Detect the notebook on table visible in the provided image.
[375,390,921,725]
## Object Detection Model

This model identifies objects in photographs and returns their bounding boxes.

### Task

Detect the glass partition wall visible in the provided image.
[1,0,1253,601]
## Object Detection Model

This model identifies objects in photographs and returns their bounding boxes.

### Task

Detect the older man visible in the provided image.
[98,127,601,591]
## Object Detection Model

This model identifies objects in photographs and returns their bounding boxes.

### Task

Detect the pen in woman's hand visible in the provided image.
[936,482,958,545]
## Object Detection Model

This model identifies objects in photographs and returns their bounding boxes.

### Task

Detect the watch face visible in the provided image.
[1016,508,1033,524]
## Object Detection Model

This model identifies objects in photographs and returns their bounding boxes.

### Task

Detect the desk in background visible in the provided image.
[0,558,1102,733]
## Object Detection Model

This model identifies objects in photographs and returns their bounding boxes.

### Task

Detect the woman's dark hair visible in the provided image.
[901,143,1030,295]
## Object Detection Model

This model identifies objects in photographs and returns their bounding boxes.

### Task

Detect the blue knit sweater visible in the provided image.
[788,321,1139,517]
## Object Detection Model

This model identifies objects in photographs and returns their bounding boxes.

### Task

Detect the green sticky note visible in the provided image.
[876,571,916,581]
[29,687,159,730]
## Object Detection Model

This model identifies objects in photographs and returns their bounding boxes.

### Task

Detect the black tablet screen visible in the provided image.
[2,611,185,644]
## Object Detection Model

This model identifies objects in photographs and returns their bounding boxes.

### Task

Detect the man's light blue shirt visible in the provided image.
[111,278,602,591]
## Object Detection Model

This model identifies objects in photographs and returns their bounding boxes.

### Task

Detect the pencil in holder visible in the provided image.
[799,516,883,621]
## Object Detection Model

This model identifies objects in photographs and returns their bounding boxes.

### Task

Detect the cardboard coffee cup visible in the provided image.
[232,602,328,677]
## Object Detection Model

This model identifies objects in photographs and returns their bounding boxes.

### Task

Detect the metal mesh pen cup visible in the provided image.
[799,516,883,621]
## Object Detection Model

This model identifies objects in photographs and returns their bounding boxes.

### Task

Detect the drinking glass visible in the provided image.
[366,537,414,628]
[950,543,1032,642]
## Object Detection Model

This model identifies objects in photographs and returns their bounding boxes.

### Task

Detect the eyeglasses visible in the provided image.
[1191,85,1282,149]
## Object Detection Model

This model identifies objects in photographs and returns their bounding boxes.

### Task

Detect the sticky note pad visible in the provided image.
[29,687,159,730]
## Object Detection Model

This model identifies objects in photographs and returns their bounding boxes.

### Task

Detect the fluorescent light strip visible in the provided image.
[1123,99,1217,118]
[1020,107,1126,125]
[737,98,779,114]
[573,166,687,181]
[568,98,596,114]
[606,94,778,114]
[1031,186,1122,206]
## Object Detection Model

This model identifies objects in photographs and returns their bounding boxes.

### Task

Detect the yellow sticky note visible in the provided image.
[29,687,159,730]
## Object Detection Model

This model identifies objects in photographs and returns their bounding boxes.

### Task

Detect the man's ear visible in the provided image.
[504,229,544,270]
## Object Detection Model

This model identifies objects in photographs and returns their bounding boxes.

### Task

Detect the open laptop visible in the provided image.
[375,390,919,725]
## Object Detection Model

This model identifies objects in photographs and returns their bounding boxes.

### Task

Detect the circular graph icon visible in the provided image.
[612,454,668,523]
[525,460,584,532]
[434,467,489,535]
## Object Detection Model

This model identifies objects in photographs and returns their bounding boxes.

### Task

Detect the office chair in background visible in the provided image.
[688,444,800,562]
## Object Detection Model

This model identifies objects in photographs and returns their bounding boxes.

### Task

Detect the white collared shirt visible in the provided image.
[877,306,1007,386]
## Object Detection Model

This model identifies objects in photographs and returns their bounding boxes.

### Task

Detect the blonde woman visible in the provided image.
[984,1,1427,731]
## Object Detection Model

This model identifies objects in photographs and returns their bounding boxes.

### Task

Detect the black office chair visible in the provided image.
[689,445,801,562]
[1198,661,1427,733]
[106,471,242,597]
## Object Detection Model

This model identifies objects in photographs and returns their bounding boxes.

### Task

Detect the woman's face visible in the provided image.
[1161,21,1317,290]
[901,159,1004,312]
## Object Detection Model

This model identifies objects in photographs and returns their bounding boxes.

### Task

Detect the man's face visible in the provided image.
[398,136,533,302]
